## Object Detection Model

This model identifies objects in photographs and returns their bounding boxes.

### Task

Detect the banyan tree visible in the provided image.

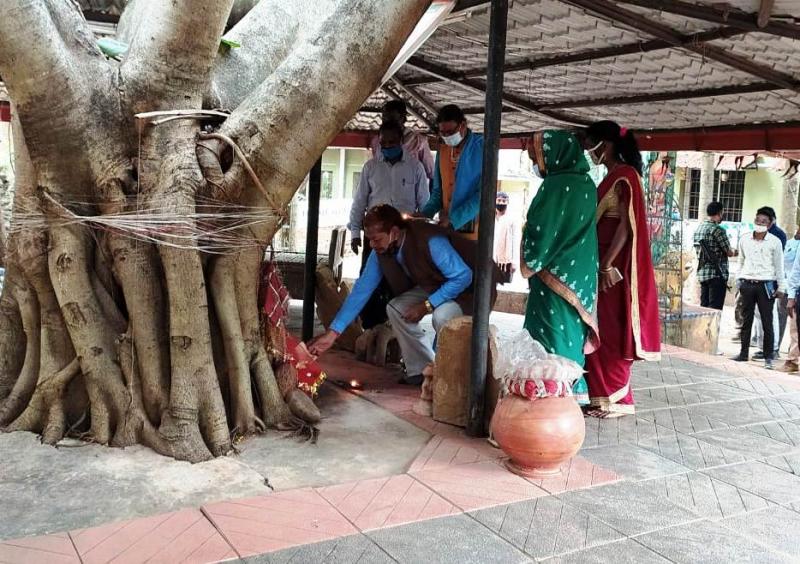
[0,0,430,462]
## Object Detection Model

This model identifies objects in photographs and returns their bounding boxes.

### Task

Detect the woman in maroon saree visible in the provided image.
[583,121,660,417]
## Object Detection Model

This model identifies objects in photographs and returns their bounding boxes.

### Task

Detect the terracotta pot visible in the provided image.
[491,394,585,477]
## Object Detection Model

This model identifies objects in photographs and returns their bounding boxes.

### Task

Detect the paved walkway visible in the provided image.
[3,346,800,563]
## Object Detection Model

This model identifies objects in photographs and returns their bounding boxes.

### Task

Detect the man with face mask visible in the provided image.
[493,192,519,284]
[421,105,484,240]
[310,205,494,385]
[369,100,434,179]
[732,209,786,369]
[348,121,429,329]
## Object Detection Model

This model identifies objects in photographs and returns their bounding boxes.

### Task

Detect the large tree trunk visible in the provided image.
[0,0,431,462]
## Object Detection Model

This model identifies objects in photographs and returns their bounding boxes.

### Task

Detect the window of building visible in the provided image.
[321,170,334,199]
[713,170,745,223]
[687,168,701,220]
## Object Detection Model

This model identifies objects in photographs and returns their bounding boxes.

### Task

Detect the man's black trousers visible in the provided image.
[739,280,776,360]
[700,278,727,310]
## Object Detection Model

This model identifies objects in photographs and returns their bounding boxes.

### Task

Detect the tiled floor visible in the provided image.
[4,349,800,563]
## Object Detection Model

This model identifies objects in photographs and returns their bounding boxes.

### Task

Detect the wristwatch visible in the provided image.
[424,299,434,313]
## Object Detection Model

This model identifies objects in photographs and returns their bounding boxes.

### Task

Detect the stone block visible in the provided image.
[663,304,721,354]
[432,316,498,428]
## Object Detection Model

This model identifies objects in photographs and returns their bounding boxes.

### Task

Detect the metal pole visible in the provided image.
[303,158,322,342]
[467,0,507,437]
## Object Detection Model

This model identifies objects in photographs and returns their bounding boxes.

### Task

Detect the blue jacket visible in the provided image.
[422,130,483,230]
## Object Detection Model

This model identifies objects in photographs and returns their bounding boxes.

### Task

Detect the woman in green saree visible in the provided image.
[521,130,600,402]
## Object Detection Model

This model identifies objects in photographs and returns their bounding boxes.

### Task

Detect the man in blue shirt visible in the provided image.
[782,226,800,372]
[309,205,480,385]
[349,121,429,330]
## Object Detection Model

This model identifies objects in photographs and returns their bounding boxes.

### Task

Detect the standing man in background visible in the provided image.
[781,226,800,373]
[422,104,483,240]
[493,191,519,284]
[370,100,434,180]
[693,201,735,310]
[752,206,787,360]
[349,120,429,329]
[732,209,786,370]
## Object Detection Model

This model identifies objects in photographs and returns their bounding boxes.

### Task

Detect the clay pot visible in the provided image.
[491,394,585,477]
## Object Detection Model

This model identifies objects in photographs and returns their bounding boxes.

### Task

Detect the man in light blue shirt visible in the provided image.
[348,121,430,330]
[782,227,800,372]
[310,205,479,385]
[349,121,429,254]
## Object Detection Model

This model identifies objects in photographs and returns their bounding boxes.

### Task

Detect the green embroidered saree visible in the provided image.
[523,130,599,377]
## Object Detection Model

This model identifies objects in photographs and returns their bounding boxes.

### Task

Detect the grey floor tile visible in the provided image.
[631,368,707,390]
[636,382,758,409]
[688,427,795,459]
[557,481,701,536]
[771,392,800,407]
[703,460,800,504]
[638,471,773,520]
[746,420,800,446]
[244,534,395,564]
[469,496,623,560]
[543,538,671,563]
[367,514,531,564]
[721,505,800,558]
[637,431,747,470]
[635,519,794,563]
[638,407,731,434]
[581,416,675,448]
[763,452,800,475]
[718,377,800,396]
[685,398,800,427]
[578,443,691,481]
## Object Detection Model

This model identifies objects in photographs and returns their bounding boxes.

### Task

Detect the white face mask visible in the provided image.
[531,163,543,179]
[441,131,463,147]
[754,224,769,233]
[587,140,605,165]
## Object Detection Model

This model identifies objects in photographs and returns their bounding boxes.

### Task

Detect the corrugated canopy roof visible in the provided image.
[351,0,800,144]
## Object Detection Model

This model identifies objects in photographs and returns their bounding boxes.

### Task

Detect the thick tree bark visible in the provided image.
[0,0,431,461]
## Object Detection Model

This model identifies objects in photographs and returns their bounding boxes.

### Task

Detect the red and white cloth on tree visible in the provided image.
[259,256,326,398]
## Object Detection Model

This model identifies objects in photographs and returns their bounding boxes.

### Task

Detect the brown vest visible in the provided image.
[377,221,498,314]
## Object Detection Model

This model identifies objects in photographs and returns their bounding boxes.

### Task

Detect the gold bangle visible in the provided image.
[424,299,434,313]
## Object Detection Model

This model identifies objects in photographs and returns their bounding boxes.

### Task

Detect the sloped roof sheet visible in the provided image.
[349,0,800,141]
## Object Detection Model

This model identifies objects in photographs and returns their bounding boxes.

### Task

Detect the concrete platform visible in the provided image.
[0,383,429,541]
[3,337,800,563]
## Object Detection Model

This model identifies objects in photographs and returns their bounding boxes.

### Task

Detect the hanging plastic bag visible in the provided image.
[495,330,585,401]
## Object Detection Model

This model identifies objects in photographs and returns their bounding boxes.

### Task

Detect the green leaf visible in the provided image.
[97,38,128,58]
[220,38,241,49]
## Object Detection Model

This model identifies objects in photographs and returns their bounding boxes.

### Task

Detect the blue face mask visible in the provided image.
[382,146,403,161]
[531,163,543,179]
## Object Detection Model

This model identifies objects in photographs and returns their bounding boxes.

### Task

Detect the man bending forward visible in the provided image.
[309,204,491,385]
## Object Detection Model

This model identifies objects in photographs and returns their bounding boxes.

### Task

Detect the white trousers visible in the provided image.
[385,287,463,375]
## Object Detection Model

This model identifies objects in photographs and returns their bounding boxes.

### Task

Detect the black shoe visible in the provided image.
[753,351,765,360]
[398,374,423,386]
[774,351,781,360]
[765,359,774,370]
[731,354,749,362]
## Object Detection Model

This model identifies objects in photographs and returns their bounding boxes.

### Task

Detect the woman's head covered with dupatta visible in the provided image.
[526,130,590,179]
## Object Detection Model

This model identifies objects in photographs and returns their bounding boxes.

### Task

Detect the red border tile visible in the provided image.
[0,532,80,564]
[316,474,458,531]
[202,489,357,557]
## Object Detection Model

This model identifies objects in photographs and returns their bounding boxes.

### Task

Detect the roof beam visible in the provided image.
[453,0,490,13]
[402,27,746,87]
[540,82,780,109]
[381,82,437,130]
[612,0,800,39]
[405,56,588,126]
[563,0,800,92]
[758,0,775,28]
